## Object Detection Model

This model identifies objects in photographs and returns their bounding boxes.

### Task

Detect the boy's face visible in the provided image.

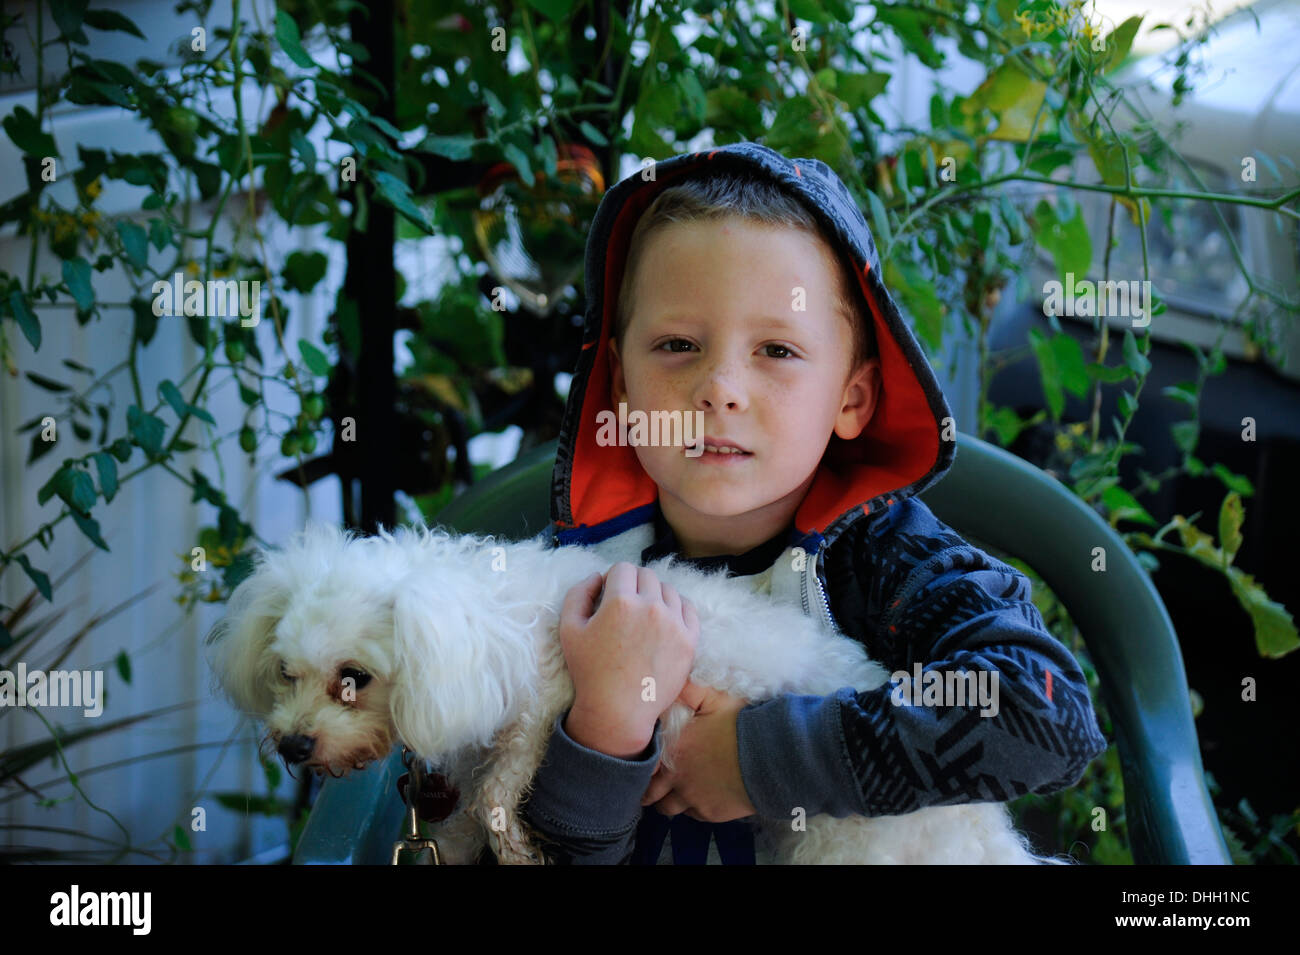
[608,217,880,557]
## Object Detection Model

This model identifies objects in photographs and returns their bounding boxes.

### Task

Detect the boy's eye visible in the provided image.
[656,338,696,353]
[763,344,796,359]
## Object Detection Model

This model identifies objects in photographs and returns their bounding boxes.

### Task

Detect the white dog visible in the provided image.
[207,521,1059,864]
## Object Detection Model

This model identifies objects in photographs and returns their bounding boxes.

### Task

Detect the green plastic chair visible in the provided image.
[292,433,1231,865]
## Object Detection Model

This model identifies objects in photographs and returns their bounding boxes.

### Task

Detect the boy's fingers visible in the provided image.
[660,580,682,615]
[602,561,638,599]
[641,771,675,807]
[654,793,690,818]
[677,678,708,712]
[680,596,700,637]
[635,564,659,596]
[561,572,604,623]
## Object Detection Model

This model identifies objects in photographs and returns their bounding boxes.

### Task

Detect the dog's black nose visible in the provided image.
[278,734,315,764]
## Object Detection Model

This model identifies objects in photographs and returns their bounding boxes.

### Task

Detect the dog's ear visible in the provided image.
[388,572,536,762]
[205,557,286,716]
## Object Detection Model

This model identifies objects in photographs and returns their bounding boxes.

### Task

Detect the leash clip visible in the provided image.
[390,748,442,865]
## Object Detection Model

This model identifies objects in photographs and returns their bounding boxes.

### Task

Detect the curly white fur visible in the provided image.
[207,520,1065,865]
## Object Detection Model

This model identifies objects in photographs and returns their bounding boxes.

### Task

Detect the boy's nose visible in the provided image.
[693,365,747,412]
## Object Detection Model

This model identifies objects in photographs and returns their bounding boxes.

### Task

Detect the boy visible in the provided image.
[518,142,1106,864]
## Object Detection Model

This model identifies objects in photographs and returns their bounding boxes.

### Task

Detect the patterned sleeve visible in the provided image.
[817,496,1109,815]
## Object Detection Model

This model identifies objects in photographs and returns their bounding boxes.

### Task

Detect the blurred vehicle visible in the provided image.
[1028,0,1300,380]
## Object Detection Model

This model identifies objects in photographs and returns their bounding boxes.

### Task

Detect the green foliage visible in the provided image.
[1205,772,1300,865]
[1125,499,1299,659]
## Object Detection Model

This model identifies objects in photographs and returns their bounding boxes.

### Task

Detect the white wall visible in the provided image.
[1,0,342,863]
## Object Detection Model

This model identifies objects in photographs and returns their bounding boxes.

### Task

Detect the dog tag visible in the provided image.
[396,770,460,823]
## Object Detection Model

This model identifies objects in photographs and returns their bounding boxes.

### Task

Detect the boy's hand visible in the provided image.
[560,563,699,759]
[640,680,758,823]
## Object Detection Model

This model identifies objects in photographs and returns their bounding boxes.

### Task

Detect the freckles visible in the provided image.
[761,379,800,406]
[646,371,689,403]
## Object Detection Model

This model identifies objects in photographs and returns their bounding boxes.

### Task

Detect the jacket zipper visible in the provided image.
[800,546,835,632]
[812,570,833,631]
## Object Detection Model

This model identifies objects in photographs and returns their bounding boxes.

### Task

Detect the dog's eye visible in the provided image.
[279,661,296,683]
[341,667,371,690]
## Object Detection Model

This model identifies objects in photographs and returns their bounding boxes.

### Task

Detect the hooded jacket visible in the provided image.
[517,142,1107,864]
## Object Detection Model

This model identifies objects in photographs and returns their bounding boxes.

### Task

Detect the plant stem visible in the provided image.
[1089,195,1117,446]
[520,5,545,101]
[26,0,45,291]
[611,0,647,121]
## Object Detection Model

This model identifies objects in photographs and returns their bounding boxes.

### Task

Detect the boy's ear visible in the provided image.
[834,357,881,441]
[608,337,627,407]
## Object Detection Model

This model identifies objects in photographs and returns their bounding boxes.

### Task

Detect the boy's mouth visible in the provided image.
[688,438,753,458]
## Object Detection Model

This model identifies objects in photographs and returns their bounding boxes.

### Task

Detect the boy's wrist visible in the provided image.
[564,702,655,759]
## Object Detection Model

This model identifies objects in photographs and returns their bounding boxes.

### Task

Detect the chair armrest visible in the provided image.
[921,434,1232,864]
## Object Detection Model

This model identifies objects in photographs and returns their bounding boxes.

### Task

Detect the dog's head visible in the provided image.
[206,521,535,775]
[206,521,405,776]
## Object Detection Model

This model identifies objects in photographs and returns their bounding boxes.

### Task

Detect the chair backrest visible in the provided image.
[294,434,1230,864]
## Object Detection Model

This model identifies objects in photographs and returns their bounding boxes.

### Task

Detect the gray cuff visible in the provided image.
[736,687,864,819]
[524,710,662,837]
